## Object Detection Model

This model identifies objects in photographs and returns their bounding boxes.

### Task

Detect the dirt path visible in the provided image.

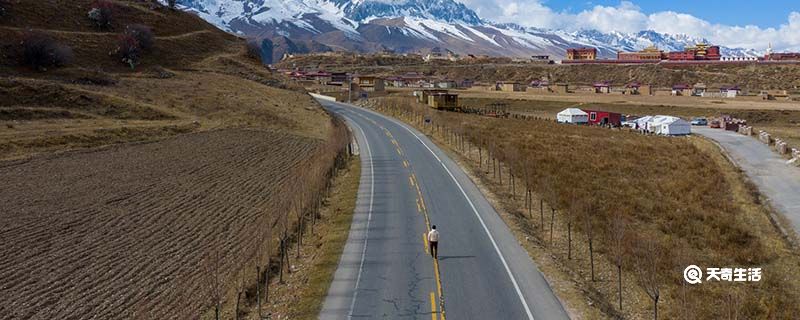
[0,129,322,319]
[694,127,800,237]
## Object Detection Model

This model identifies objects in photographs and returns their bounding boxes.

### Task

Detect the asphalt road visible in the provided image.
[694,127,800,234]
[318,98,568,320]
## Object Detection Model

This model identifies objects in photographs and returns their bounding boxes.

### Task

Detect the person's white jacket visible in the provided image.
[428,229,439,242]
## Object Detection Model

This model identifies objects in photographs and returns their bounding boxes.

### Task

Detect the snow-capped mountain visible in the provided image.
[170,0,761,60]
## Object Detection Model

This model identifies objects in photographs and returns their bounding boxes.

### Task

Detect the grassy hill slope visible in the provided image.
[0,0,329,159]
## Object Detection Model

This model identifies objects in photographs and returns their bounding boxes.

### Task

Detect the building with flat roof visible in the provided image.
[617,46,665,61]
[593,81,612,93]
[496,81,525,92]
[354,76,384,92]
[566,48,597,60]
[428,93,459,110]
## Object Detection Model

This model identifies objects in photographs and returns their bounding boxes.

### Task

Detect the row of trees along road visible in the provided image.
[203,117,352,319]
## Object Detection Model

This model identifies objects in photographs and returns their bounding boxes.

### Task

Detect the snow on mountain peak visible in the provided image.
[173,0,761,58]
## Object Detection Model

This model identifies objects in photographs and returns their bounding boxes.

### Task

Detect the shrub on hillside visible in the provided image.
[88,0,115,29]
[20,32,74,70]
[246,39,262,60]
[112,24,155,69]
[124,24,154,51]
[114,34,141,69]
[167,0,177,10]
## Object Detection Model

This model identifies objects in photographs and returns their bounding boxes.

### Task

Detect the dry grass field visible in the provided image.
[456,96,800,149]
[0,1,357,319]
[0,0,323,160]
[368,96,800,319]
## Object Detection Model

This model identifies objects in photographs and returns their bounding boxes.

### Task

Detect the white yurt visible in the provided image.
[557,108,589,124]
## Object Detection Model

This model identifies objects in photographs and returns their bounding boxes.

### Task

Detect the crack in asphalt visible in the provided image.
[401,251,428,317]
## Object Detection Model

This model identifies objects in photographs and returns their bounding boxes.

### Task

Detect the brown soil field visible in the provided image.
[367,96,800,319]
[280,54,800,91]
[0,129,322,319]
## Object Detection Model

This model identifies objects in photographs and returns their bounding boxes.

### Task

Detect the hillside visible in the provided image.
[0,1,350,319]
[0,0,331,159]
[279,54,800,91]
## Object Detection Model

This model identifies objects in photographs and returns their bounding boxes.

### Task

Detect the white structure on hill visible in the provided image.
[557,108,589,124]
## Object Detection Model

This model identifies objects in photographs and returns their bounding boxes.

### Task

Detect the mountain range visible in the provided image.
[169,0,761,63]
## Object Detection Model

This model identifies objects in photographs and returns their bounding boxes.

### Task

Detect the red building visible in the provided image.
[583,109,622,126]
[667,43,721,61]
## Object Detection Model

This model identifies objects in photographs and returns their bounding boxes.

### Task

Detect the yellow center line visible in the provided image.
[413,170,445,320]
[430,292,438,320]
[396,148,403,156]
[434,259,445,320]
[403,160,409,168]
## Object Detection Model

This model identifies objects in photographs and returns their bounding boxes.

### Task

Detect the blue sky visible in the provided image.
[459,0,800,51]
[545,0,797,28]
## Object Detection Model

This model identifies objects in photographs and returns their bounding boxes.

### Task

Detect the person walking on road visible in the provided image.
[428,225,439,259]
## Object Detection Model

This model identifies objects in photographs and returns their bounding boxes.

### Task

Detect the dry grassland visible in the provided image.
[457,96,800,150]
[369,96,800,319]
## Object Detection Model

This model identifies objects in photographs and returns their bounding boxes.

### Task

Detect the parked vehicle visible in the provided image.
[690,117,708,126]
[709,119,721,128]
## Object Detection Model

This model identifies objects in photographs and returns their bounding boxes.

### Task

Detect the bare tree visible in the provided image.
[636,236,663,320]
[235,269,245,320]
[203,246,223,320]
[583,202,596,281]
[608,214,627,310]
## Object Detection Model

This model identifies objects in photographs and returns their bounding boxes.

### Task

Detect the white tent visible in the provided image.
[648,115,691,135]
[633,116,653,131]
[557,108,589,124]
[658,117,691,136]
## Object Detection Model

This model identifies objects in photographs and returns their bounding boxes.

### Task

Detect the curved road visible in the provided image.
[318,99,568,320]
[694,127,800,234]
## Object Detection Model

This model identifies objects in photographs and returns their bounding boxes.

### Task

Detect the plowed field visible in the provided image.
[0,129,321,319]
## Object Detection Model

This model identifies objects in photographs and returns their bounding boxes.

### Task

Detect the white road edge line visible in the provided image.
[343,110,375,319]
[351,105,536,320]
